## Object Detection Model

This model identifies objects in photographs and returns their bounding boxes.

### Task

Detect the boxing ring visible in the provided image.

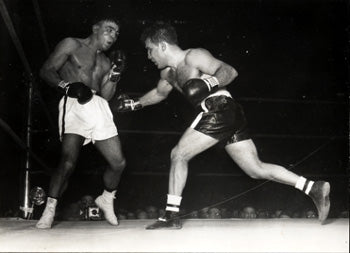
[0,2,348,253]
[0,218,348,252]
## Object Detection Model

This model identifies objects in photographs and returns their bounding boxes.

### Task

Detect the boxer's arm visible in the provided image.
[138,78,173,107]
[100,50,126,101]
[116,75,173,112]
[100,70,118,101]
[40,38,78,88]
[186,48,238,87]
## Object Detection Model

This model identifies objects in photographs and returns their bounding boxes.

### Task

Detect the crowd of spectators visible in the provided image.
[44,195,350,221]
[1,194,348,220]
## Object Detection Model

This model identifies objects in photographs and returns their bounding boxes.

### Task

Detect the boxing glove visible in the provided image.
[109,50,126,82]
[115,94,142,112]
[62,82,93,104]
[182,77,219,106]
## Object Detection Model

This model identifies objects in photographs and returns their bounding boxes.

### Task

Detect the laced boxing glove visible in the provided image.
[58,81,93,104]
[115,94,142,112]
[108,50,126,82]
[182,77,219,107]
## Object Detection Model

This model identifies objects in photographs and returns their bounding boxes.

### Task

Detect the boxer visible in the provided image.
[117,22,330,229]
[36,17,126,229]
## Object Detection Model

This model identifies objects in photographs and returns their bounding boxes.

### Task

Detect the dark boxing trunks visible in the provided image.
[191,94,250,145]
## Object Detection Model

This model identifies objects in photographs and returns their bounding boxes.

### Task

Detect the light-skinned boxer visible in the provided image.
[117,22,330,229]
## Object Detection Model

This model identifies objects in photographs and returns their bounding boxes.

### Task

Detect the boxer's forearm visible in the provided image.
[139,88,168,107]
[214,64,238,87]
[40,67,63,87]
[100,80,117,101]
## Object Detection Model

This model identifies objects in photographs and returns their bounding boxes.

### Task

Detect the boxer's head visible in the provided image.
[141,22,178,45]
[92,18,120,51]
[141,22,178,69]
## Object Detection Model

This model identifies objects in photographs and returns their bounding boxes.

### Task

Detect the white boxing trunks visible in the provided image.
[58,94,118,145]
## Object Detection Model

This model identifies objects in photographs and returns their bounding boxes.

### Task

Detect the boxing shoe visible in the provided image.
[95,190,118,226]
[36,197,57,229]
[309,181,331,223]
[146,211,182,230]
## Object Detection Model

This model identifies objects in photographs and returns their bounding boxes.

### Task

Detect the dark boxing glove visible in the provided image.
[182,77,219,106]
[58,81,93,104]
[109,50,126,82]
[116,94,142,112]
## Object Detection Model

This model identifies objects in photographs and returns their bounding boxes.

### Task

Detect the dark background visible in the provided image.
[0,0,349,217]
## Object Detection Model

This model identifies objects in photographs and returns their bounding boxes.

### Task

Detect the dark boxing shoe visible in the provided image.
[146,215,182,230]
[309,181,331,223]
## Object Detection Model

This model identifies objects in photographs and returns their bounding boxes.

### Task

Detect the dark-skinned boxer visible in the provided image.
[36,18,126,229]
[117,22,330,229]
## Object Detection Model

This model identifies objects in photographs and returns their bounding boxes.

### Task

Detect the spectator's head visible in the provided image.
[279,212,291,218]
[80,195,94,208]
[274,209,283,218]
[145,206,158,219]
[4,208,19,217]
[240,206,257,219]
[208,208,221,219]
[292,211,301,218]
[118,213,127,220]
[62,202,81,221]
[220,208,231,218]
[136,209,148,219]
[199,207,210,218]
[127,212,136,219]
[232,209,240,218]
[117,208,127,220]
[305,209,317,219]
[179,208,187,217]
[338,210,349,218]
[189,210,199,218]
[257,209,269,218]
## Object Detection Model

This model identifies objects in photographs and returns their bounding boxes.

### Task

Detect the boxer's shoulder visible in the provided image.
[185,48,209,62]
[59,37,81,49]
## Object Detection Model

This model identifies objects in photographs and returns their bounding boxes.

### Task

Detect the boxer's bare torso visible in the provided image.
[160,49,202,92]
[58,38,110,92]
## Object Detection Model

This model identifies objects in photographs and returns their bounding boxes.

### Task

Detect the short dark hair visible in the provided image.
[91,16,120,29]
[140,22,178,45]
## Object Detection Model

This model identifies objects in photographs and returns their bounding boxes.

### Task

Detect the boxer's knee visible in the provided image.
[171,145,191,164]
[242,161,268,180]
[247,170,265,180]
[57,160,76,177]
[109,157,126,173]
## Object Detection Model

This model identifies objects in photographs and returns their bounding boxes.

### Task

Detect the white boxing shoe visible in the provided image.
[36,197,57,229]
[95,190,118,226]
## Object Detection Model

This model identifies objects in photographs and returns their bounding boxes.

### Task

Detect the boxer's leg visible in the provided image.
[225,139,330,223]
[146,128,218,229]
[36,134,84,229]
[94,135,126,226]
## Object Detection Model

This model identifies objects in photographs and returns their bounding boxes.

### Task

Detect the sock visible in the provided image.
[47,197,58,206]
[165,194,182,213]
[295,177,314,195]
[101,189,116,202]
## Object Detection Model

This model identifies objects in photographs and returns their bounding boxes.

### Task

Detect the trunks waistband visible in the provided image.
[200,90,232,112]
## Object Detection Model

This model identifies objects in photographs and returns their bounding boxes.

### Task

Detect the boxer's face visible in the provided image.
[94,21,119,51]
[145,38,167,69]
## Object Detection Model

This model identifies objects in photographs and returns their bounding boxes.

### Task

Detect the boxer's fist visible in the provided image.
[182,77,219,106]
[66,82,93,104]
[116,94,142,112]
[109,50,126,82]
